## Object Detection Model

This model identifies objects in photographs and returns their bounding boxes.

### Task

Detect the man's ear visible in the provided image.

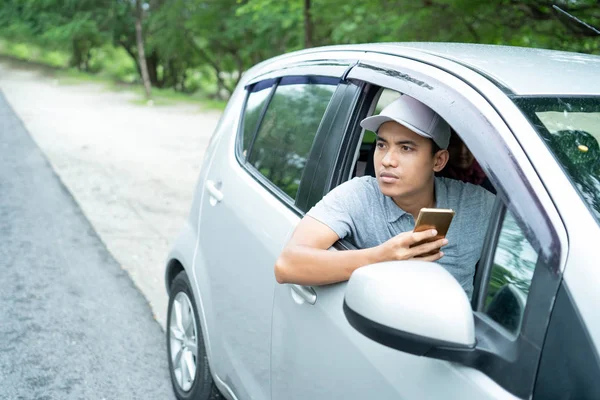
[433,149,449,172]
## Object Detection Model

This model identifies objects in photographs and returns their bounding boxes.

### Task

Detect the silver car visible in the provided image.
[163,43,600,400]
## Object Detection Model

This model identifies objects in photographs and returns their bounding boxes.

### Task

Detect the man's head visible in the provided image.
[360,95,450,199]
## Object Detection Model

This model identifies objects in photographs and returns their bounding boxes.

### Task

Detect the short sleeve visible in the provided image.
[306,178,366,240]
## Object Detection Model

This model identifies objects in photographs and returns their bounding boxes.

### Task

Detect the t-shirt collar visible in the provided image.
[385,195,408,223]
[385,177,446,223]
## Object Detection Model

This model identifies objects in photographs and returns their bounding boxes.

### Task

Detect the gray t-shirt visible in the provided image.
[307,176,496,298]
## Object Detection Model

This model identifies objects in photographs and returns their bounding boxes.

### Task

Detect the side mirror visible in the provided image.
[344,261,475,357]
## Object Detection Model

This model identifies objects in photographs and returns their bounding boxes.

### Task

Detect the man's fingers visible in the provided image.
[424,238,448,252]
[410,229,438,244]
[409,237,448,257]
[415,251,444,262]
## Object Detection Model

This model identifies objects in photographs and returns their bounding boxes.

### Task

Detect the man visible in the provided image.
[274,95,495,298]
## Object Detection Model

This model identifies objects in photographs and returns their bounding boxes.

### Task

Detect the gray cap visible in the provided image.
[360,95,451,149]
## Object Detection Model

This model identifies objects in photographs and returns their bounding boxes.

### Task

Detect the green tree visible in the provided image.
[1,0,598,97]
[0,0,112,71]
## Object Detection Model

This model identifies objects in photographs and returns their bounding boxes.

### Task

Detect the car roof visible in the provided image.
[271,43,600,96]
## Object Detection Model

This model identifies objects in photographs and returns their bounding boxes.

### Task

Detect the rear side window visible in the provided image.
[243,76,337,200]
[241,80,275,157]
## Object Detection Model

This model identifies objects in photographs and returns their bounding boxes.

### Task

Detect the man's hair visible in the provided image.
[431,140,441,155]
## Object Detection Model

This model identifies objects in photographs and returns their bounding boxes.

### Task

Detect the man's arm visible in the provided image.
[274,216,448,286]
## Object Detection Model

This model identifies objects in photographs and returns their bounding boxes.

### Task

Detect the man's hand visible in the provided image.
[376,229,448,263]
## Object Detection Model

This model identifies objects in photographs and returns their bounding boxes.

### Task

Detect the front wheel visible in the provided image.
[167,271,220,400]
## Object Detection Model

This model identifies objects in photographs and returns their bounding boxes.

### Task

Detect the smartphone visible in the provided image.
[410,207,455,254]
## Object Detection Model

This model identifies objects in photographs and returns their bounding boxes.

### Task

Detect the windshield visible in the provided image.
[515,97,600,226]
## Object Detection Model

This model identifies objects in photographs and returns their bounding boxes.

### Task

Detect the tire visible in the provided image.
[167,271,220,400]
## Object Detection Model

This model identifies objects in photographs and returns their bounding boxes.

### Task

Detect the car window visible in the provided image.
[515,97,600,227]
[241,80,274,158]
[375,88,402,113]
[353,88,402,177]
[247,77,337,200]
[484,209,539,335]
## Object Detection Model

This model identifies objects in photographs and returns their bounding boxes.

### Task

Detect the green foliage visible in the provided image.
[0,38,70,67]
[0,0,113,70]
[0,0,598,99]
[89,45,138,81]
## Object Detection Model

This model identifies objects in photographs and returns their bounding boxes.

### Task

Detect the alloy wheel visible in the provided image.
[169,291,199,392]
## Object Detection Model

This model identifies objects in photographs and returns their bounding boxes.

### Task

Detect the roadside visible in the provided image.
[0,57,222,329]
[0,92,175,399]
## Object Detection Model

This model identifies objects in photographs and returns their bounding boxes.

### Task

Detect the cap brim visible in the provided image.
[360,115,393,133]
[360,115,434,141]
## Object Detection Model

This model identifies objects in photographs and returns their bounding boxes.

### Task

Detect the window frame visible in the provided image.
[324,53,567,398]
[234,68,348,214]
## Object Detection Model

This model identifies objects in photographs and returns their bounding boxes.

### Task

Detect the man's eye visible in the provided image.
[401,145,413,152]
[376,142,385,149]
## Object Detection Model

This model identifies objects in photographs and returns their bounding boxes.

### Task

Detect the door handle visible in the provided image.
[205,180,223,203]
[290,284,317,305]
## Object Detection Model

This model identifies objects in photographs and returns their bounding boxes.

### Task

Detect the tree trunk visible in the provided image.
[71,39,84,70]
[304,0,313,48]
[135,0,152,99]
[146,51,160,87]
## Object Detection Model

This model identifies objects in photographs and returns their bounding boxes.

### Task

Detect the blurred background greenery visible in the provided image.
[0,0,598,103]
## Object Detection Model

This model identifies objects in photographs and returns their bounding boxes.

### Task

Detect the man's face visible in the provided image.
[374,121,447,199]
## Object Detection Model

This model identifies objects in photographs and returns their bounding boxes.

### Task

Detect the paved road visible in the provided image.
[0,92,176,399]
[0,58,221,329]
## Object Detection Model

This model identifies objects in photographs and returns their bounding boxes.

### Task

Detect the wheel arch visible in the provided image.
[165,258,185,295]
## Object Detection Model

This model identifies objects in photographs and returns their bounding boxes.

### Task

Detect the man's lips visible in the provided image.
[379,171,399,183]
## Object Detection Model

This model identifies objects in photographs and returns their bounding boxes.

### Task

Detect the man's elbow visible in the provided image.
[274,251,291,284]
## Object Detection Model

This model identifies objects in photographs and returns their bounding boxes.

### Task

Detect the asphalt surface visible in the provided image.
[0,92,176,399]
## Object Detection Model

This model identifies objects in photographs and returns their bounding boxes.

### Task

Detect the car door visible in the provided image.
[271,53,567,399]
[194,69,342,400]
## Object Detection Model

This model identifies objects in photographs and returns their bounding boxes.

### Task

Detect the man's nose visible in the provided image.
[381,150,398,167]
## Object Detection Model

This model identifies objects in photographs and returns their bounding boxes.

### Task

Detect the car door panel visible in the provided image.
[195,114,300,400]
[195,70,346,399]
[272,281,519,399]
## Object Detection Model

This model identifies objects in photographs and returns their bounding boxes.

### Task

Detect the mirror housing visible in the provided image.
[344,260,475,356]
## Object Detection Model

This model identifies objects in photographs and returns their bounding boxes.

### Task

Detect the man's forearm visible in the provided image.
[274,245,383,286]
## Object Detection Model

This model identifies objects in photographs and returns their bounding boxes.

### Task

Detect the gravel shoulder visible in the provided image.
[0,59,221,329]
